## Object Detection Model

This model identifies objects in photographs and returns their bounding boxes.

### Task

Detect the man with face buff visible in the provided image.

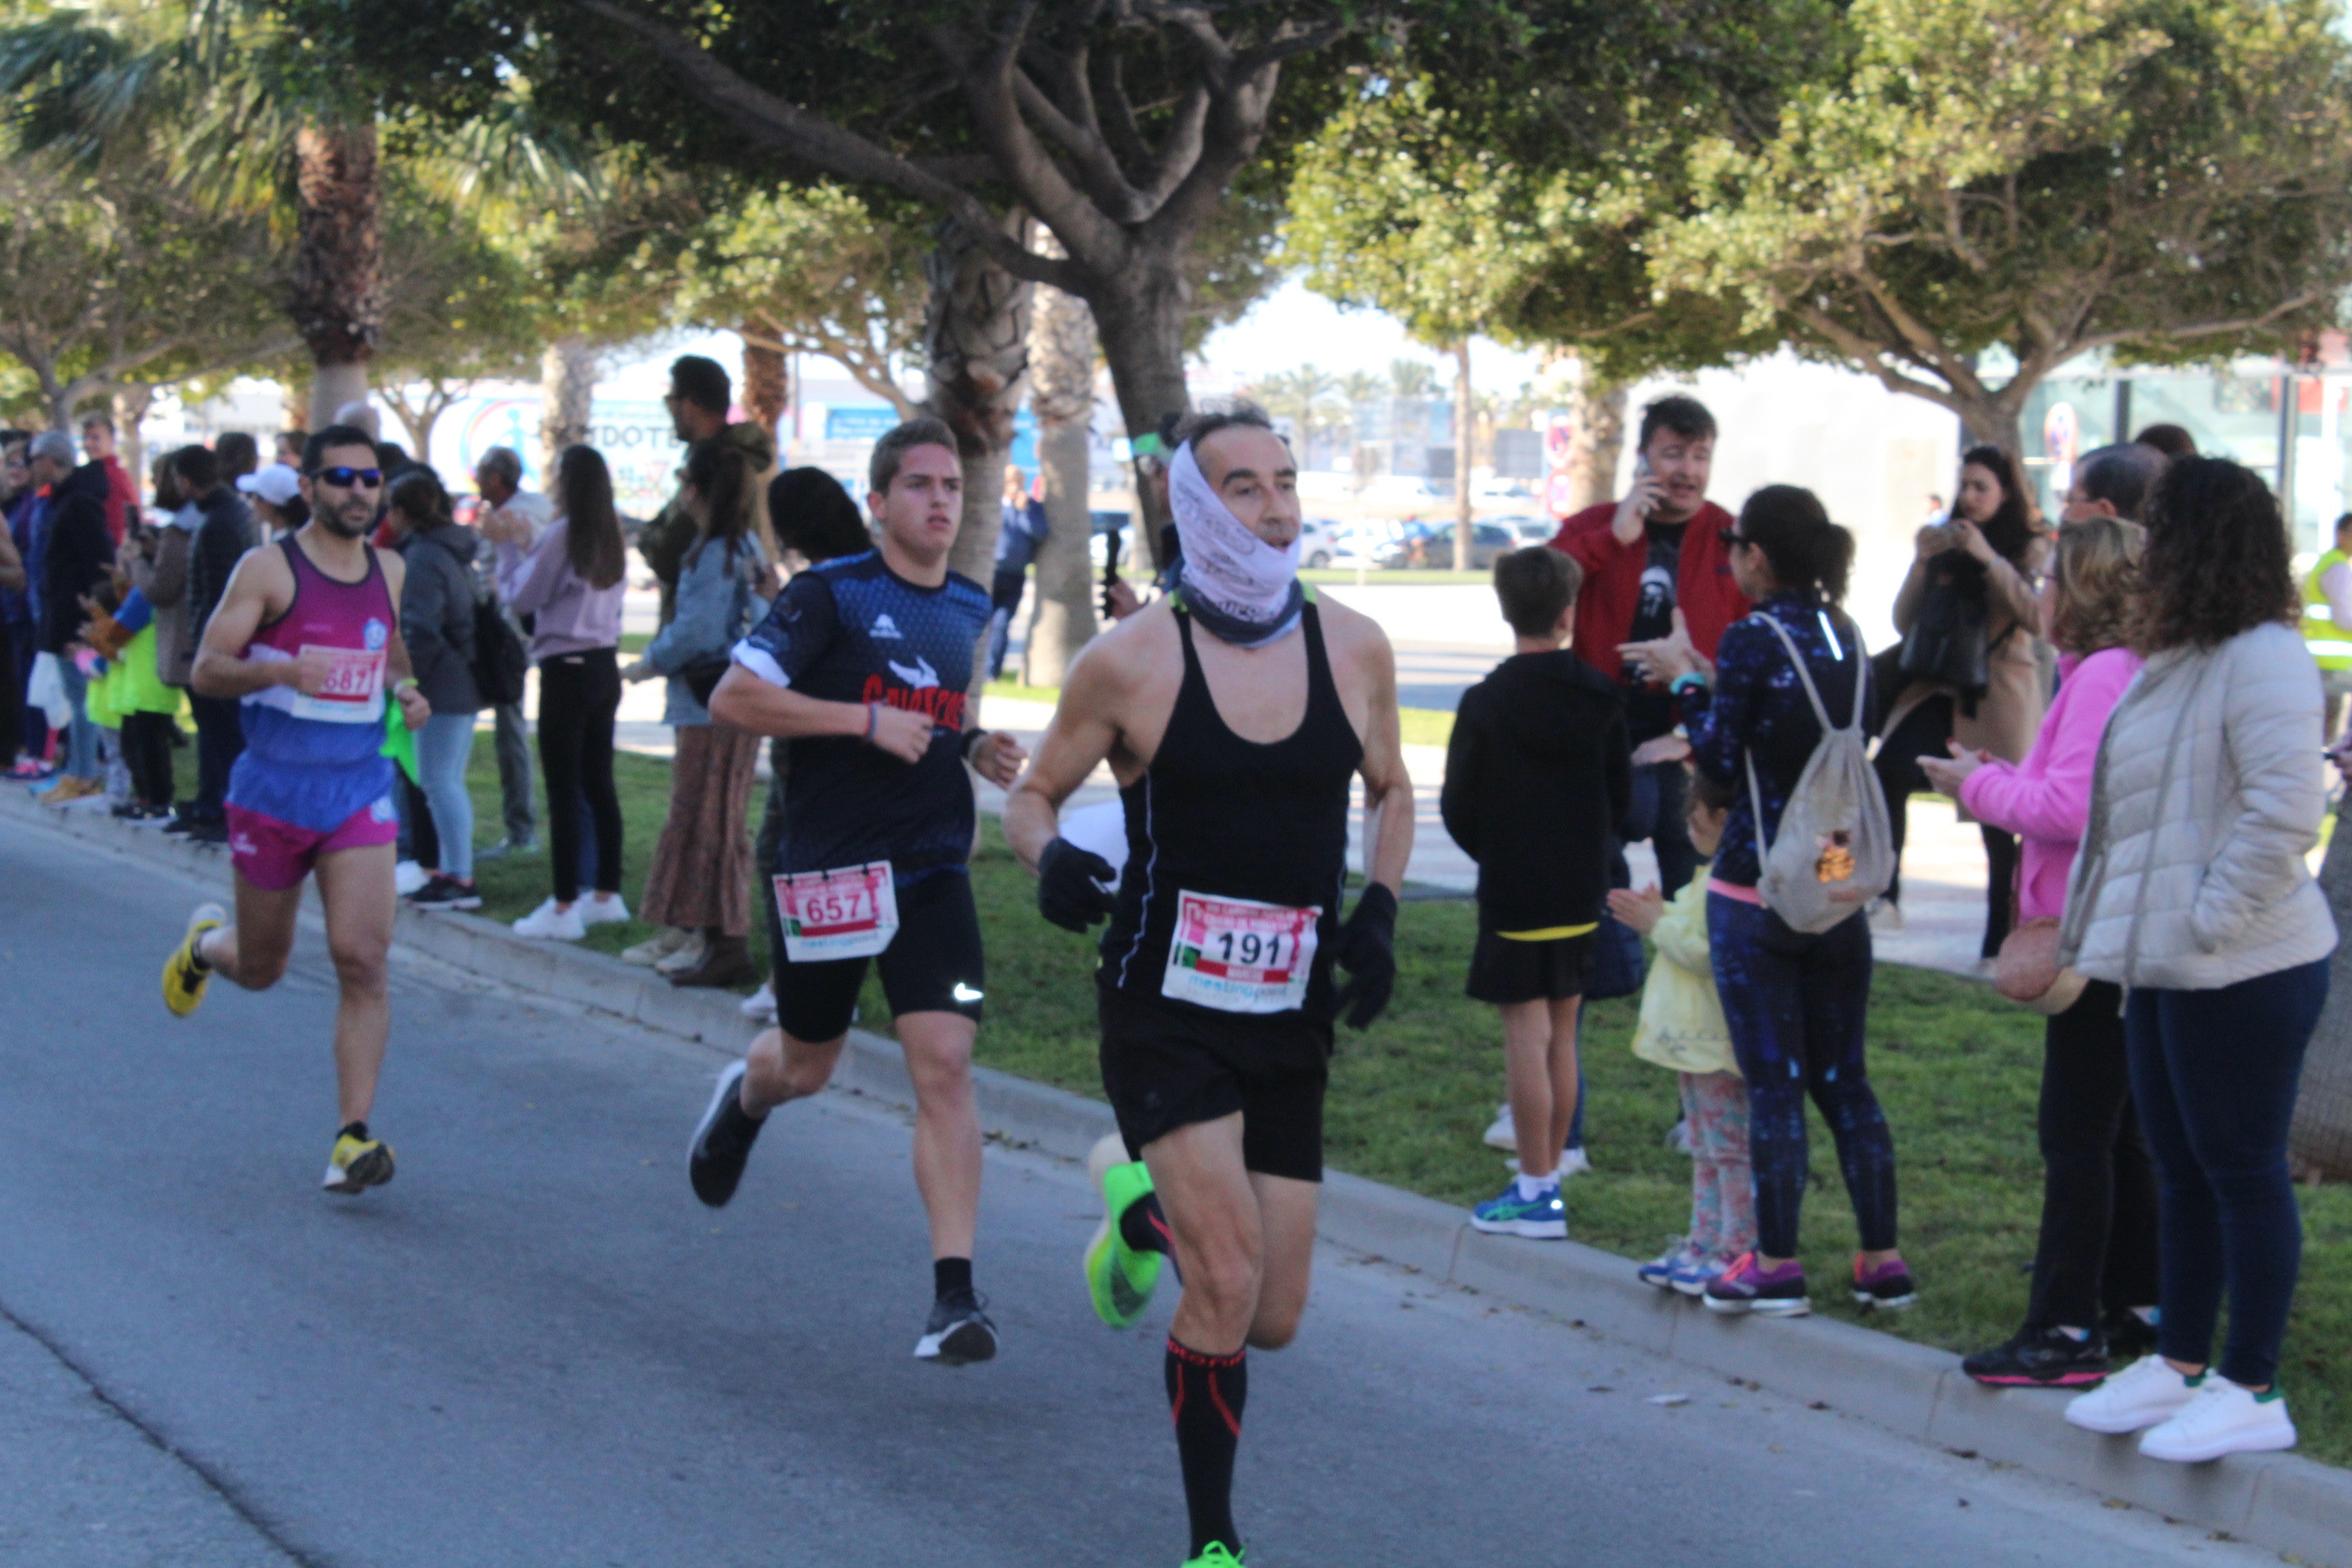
[161,425,431,1196]
[1004,402,1414,1568]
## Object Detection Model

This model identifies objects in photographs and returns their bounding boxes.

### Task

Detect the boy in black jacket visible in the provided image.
[1442,546,1631,1239]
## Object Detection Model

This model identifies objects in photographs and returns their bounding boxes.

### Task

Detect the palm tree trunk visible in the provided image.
[1558,355,1627,514]
[739,335,787,457]
[291,121,382,429]
[1452,340,1473,571]
[538,337,596,487]
[1022,233,1099,687]
[920,213,1034,590]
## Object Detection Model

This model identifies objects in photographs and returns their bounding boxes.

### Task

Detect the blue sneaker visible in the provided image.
[1669,1250,1731,1297]
[1471,1179,1567,1239]
[1637,1239,1700,1290]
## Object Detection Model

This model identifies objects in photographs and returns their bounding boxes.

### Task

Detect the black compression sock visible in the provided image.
[338,1121,368,1143]
[1165,1337,1247,1558]
[934,1256,975,1307]
[1120,1191,1174,1256]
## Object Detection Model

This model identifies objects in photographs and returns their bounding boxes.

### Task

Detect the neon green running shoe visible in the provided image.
[1083,1131,1164,1328]
[1183,1545,1245,1567]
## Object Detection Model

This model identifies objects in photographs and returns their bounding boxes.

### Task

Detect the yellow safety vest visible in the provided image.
[2303,549,2352,671]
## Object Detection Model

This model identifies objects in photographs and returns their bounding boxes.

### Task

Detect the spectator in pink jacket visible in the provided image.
[1920,516,2156,1390]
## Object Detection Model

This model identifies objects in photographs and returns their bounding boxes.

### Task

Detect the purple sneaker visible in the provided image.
[1852,1254,1918,1310]
[1703,1252,1810,1316]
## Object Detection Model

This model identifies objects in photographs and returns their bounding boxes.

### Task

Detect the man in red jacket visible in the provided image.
[1549,394,1746,894]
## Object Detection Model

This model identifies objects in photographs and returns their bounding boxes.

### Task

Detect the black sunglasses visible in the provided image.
[309,466,383,489]
[1718,527,1748,548]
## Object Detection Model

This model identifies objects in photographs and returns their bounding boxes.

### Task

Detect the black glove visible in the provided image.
[1328,883,1399,1029]
[1037,837,1117,932]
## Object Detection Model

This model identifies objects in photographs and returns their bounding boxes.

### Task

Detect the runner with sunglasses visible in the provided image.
[161,425,430,1195]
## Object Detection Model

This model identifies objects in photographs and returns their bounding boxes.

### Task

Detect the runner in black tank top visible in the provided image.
[1004,410,1416,1568]
[1101,599,1360,1024]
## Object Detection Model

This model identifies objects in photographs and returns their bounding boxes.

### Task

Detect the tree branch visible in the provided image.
[1792,303,1974,415]
[576,0,1084,292]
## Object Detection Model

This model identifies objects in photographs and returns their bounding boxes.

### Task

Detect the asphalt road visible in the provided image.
[0,816,2282,1568]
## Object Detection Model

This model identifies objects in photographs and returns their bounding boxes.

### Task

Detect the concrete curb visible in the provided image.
[12,785,2349,1565]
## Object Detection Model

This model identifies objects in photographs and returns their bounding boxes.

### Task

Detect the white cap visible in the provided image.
[238,463,301,507]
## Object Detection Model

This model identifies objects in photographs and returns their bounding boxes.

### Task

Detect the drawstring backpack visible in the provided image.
[1744,612,1894,932]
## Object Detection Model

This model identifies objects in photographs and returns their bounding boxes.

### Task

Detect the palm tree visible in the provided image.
[0,1,585,427]
[1388,358,1439,399]
[1252,362,1343,465]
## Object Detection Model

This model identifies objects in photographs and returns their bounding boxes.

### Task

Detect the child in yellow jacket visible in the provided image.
[1608,768,1754,1294]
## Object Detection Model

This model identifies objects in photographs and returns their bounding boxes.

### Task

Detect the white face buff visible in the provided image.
[1168,440,1302,648]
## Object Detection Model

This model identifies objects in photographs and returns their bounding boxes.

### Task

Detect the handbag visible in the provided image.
[1993,915,2089,1016]
[1897,552,1991,696]
[681,552,757,704]
[429,533,527,708]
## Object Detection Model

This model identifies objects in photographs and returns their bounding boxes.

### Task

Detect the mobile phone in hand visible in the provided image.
[1099,531,1124,618]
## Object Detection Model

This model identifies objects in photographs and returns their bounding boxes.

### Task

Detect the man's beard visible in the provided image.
[318,506,374,540]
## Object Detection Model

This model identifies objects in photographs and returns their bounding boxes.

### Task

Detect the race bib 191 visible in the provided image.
[1161,889,1321,1015]
[282,644,386,722]
[773,861,898,962]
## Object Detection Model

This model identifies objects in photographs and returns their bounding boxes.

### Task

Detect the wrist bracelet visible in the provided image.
[961,727,987,760]
[1669,672,1708,697]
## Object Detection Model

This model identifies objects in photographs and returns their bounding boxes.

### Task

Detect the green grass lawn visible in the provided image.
[172,723,2352,1465]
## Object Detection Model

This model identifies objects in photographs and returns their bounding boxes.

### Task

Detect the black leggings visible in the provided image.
[120,710,178,807]
[2025,981,2160,1330]
[537,649,623,904]
[1876,691,2018,956]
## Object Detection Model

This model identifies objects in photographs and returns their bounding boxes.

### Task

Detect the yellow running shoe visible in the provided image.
[162,903,226,1017]
[323,1129,397,1194]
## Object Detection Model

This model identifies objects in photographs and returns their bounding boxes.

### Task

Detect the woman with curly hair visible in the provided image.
[2058,458,2336,1463]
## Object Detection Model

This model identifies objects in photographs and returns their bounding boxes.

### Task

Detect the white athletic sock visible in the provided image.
[1514,1171,1557,1203]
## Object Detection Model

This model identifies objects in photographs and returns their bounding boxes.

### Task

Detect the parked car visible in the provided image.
[1491,514,1557,545]
[1374,521,1518,570]
[1298,517,1341,569]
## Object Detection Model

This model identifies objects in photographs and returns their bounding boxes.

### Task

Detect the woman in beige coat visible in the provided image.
[1875,444,2048,956]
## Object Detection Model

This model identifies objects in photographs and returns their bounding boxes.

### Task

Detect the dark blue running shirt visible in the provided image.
[733,550,993,886]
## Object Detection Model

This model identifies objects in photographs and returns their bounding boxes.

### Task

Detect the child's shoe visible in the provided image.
[1672,1251,1735,1297]
[1471,1177,1567,1240]
[1637,1238,1700,1290]
[1703,1252,1809,1316]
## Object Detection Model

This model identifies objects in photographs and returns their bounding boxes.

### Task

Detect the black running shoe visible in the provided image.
[408,874,484,911]
[1963,1324,2111,1387]
[687,1060,764,1207]
[915,1295,998,1366]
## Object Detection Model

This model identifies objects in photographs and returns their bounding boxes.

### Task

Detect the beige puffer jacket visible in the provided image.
[2059,622,2336,989]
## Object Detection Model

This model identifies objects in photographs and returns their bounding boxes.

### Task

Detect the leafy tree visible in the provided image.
[1648,0,2352,451]
[0,0,587,426]
[0,152,292,427]
[278,0,1395,559]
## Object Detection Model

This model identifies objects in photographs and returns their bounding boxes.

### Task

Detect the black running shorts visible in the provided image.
[772,870,985,1043]
[1465,928,1594,1005]
[1096,985,1330,1183]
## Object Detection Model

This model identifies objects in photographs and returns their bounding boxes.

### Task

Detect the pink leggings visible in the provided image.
[1681,1070,1756,1259]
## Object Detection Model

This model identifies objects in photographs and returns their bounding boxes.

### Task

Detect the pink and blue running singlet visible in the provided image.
[227,537,399,832]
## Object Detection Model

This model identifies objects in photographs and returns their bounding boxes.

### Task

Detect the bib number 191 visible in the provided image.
[1162,889,1320,1015]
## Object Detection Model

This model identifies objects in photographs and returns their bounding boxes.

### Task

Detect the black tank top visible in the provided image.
[1100,600,1363,1017]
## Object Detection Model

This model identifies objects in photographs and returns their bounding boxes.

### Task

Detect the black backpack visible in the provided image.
[430,534,529,708]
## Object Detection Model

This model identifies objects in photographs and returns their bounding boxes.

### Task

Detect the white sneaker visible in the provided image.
[739,981,777,1022]
[2065,1355,2202,1435]
[1558,1147,1592,1178]
[2138,1377,2297,1463]
[1482,1102,1516,1151]
[511,898,587,941]
[395,859,429,896]
[578,892,631,926]
[655,931,709,976]
[622,926,693,966]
